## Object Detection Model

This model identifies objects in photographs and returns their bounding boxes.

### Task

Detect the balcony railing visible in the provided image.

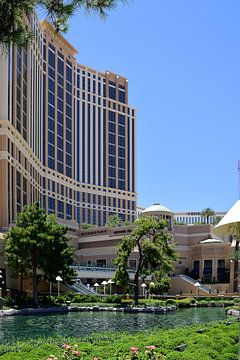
[71,265,136,273]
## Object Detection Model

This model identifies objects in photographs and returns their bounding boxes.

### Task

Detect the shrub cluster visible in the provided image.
[0,321,238,359]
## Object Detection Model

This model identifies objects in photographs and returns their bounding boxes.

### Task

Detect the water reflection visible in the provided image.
[0,307,228,343]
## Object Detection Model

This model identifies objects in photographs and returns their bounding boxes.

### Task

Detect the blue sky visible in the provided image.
[57,0,240,212]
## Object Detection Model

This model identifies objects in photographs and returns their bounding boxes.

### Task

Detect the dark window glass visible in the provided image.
[48,197,55,212]
[118,158,125,168]
[66,142,71,154]
[109,111,115,122]
[109,85,116,100]
[66,154,71,166]
[58,59,64,75]
[109,156,115,166]
[48,144,54,157]
[109,122,115,133]
[109,133,115,144]
[118,169,125,179]
[57,111,63,124]
[118,125,125,136]
[48,157,54,169]
[57,124,63,136]
[57,149,63,161]
[118,114,125,125]
[118,89,125,103]
[58,74,63,86]
[66,66,72,82]
[48,67,55,79]
[49,119,54,131]
[57,136,63,149]
[48,92,54,105]
[109,144,115,155]
[66,130,71,141]
[66,166,71,177]
[49,78,55,93]
[118,136,125,147]
[57,98,63,112]
[48,50,55,68]
[109,167,115,177]
[48,131,54,145]
[109,178,116,188]
[57,85,63,98]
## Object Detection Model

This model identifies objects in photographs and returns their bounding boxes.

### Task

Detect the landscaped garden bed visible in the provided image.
[0,320,238,359]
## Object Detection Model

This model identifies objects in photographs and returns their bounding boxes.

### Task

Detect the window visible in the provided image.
[218,259,225,269]
[109,133,115,144]
[109,86,116,100]
[129,259,136,271]
[118,136,125,147]
[109,166,115,177]
[96,259,106,268]
[118,89,125,103]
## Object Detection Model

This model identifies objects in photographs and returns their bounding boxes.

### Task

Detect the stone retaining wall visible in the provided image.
[0,305,176,317]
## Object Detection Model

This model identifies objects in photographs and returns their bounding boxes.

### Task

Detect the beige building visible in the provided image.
[69,203,233,295]
[0,203,234,295]
[0,14,137,233]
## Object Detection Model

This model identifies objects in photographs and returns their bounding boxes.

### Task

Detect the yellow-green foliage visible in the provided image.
[0,320,238,359]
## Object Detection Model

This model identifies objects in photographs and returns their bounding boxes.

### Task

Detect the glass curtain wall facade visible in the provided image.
[0,16,136,229]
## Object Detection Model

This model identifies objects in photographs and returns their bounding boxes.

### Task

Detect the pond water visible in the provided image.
[0,307,229,343]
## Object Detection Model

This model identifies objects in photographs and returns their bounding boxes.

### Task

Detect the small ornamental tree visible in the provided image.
[114,216,177,305]
[5,202,76,306]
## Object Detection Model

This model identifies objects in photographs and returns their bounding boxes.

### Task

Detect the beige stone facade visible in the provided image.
[0,14,136,232]
[70,204,233,295]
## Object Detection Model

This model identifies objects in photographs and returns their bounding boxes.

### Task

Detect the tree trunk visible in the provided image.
[134,273,139,306]
[32,265,38,307]
[20,273,23,293]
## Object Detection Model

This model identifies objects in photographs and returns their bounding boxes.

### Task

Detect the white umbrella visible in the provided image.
[214,200,240,359]
[214,200,240,292]
[214,200,240,239]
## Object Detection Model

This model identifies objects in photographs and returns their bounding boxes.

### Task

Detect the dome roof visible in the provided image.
[142,203,173,215]
[199,238,223,244]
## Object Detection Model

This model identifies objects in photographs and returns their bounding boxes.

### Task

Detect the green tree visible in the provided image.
[106,214,122,227]
[212,216,222,225]
[5,202,76,306]
[113,216,177,305]
[0,0,126,47]
[201,208,215,224]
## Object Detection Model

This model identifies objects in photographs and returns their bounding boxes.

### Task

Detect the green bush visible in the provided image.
[121,299,133,306]
[72,294,99,303]
[177,299,193,308]
[197,300,209,307]
[0,321,238,359]
[3,294,35,308]
[101,295,122,304]
[139,299,166,307]
[166,298,177,305]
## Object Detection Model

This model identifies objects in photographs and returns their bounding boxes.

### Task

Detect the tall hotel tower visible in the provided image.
[0,15,136,229]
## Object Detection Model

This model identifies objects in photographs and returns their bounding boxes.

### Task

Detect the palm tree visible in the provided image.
[201,208,215,224]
